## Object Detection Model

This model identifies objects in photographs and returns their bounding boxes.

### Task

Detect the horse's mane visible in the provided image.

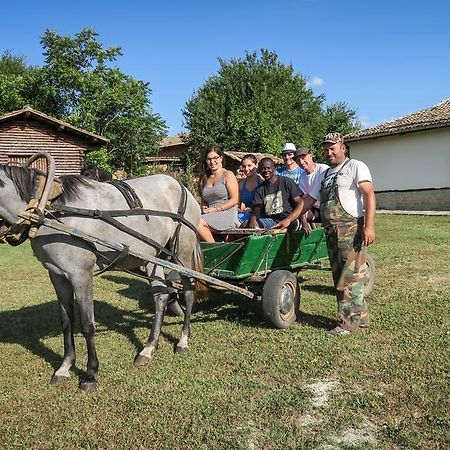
[0,164,95,205]
[0,164,36,202]
[53,175,96,207]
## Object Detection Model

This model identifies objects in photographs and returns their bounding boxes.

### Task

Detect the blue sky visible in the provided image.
[2,0,449,135]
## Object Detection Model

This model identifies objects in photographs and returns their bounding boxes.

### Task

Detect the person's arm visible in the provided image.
[249,186,264,228]
[300,213,312,235]
[249,206,261,228]
[237,179,249,212]
[299,194,316,216]
[359,181,376,246]
[221,171,239,210]
[271,193,317,230]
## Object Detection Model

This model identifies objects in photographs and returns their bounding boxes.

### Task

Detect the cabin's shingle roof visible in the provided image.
[159,133,188,148]
[0,106,109,143]
[346,99,450,142]
[224,150,282,165]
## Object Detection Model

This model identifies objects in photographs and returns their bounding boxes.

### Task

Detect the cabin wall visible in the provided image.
[0,120,98,175]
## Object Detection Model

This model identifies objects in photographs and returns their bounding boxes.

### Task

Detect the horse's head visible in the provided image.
[81,165,113,182]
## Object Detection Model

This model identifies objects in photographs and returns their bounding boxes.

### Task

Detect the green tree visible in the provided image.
[0,51,56,114]
[40,28,167,175]
[324,101,360,137]
[183,49,359,164]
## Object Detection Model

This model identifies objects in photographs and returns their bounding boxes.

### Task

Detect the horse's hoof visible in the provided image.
[79,380,97,393]
[134,354,152,366]
[175,345,189,354]
[50,375,69,385]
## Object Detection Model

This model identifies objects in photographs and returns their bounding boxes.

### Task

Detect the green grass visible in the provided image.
[0,215,449,449]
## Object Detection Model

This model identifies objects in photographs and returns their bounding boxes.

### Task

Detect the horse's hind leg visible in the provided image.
[49,272,76,385]
[134,265,170,366]
[175,276,195,354]
[71,273,99,392]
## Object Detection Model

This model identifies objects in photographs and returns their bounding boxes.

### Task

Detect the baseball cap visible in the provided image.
[281,142,296,154]
[294,147,310,158]
[322,132,344,145]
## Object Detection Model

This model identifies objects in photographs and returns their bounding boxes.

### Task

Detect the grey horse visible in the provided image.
[0,164,202,392]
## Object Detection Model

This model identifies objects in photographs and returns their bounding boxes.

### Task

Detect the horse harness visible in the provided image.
[0,174,198,270]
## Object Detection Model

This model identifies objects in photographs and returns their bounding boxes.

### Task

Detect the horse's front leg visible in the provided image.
[134,265,170,365]
[175,277,195,354]
[71,272,99,392]
[48,271,76,385]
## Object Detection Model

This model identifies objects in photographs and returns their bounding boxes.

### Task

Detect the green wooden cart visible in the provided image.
[197,227,375,329]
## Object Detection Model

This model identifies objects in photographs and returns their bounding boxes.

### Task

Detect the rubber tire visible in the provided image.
[262,270,300,329]
[364,253,375,297]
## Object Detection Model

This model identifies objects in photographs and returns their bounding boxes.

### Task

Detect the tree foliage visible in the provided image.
[0,51,55,114]
[183,49,359,164]
[0,29,167,175]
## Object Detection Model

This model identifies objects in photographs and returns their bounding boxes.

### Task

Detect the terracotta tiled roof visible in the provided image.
[346,99,450,142]
[0,106,109,143]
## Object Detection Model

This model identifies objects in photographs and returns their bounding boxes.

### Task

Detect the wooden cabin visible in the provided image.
[0,107,109,175]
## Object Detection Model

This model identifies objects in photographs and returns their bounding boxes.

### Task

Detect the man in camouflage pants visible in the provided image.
[274,132,376,335]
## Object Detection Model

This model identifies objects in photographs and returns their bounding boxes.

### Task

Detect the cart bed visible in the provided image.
[201,227,328,280]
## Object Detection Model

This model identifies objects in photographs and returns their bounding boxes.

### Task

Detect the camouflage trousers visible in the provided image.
[325,218,369,331]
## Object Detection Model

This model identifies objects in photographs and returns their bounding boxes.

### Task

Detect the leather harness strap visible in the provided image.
[51,179,196,265]
[107,180,143,209]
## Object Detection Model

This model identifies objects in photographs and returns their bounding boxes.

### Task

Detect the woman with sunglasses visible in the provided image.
[198,148,239,242]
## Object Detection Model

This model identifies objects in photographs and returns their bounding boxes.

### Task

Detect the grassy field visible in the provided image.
[0,214,449,450]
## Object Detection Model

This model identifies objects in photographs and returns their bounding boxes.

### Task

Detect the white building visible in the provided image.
[346,99,450,211]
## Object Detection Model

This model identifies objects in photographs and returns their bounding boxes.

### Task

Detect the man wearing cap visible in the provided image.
[275,132,376,336]
[294,147,329,233]
[276,142,304,184]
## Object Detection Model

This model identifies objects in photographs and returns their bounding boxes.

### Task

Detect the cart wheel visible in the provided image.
[262,270,300,329]
[364,254,375,297]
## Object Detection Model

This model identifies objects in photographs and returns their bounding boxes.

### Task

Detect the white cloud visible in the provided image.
[360,117,371,129]
[311,76,324,86]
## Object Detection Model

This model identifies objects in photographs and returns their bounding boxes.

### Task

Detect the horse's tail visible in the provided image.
[192,238,208,303]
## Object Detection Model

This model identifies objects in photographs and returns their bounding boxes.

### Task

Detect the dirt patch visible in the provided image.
[306,378,339,408]
[322,418,378,449]
[427,275,450,284]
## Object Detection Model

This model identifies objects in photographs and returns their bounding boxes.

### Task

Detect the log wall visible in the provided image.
[0,120,98,175]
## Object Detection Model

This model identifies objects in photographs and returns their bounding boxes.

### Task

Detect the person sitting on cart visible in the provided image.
[238,154,262,224]
[293,146,329,233]
[248,157,304,231]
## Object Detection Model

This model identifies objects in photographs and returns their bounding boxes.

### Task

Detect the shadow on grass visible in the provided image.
[103,274,267,329]
[0,300,84,380]
[195,290,267,328]
[0,275,335,377]
[298,311,335,330]
[301,283,336,296]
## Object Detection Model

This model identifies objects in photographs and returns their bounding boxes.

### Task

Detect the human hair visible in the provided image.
[258,157,275,169]
[240,154,257,166]
[198,147,225,192]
